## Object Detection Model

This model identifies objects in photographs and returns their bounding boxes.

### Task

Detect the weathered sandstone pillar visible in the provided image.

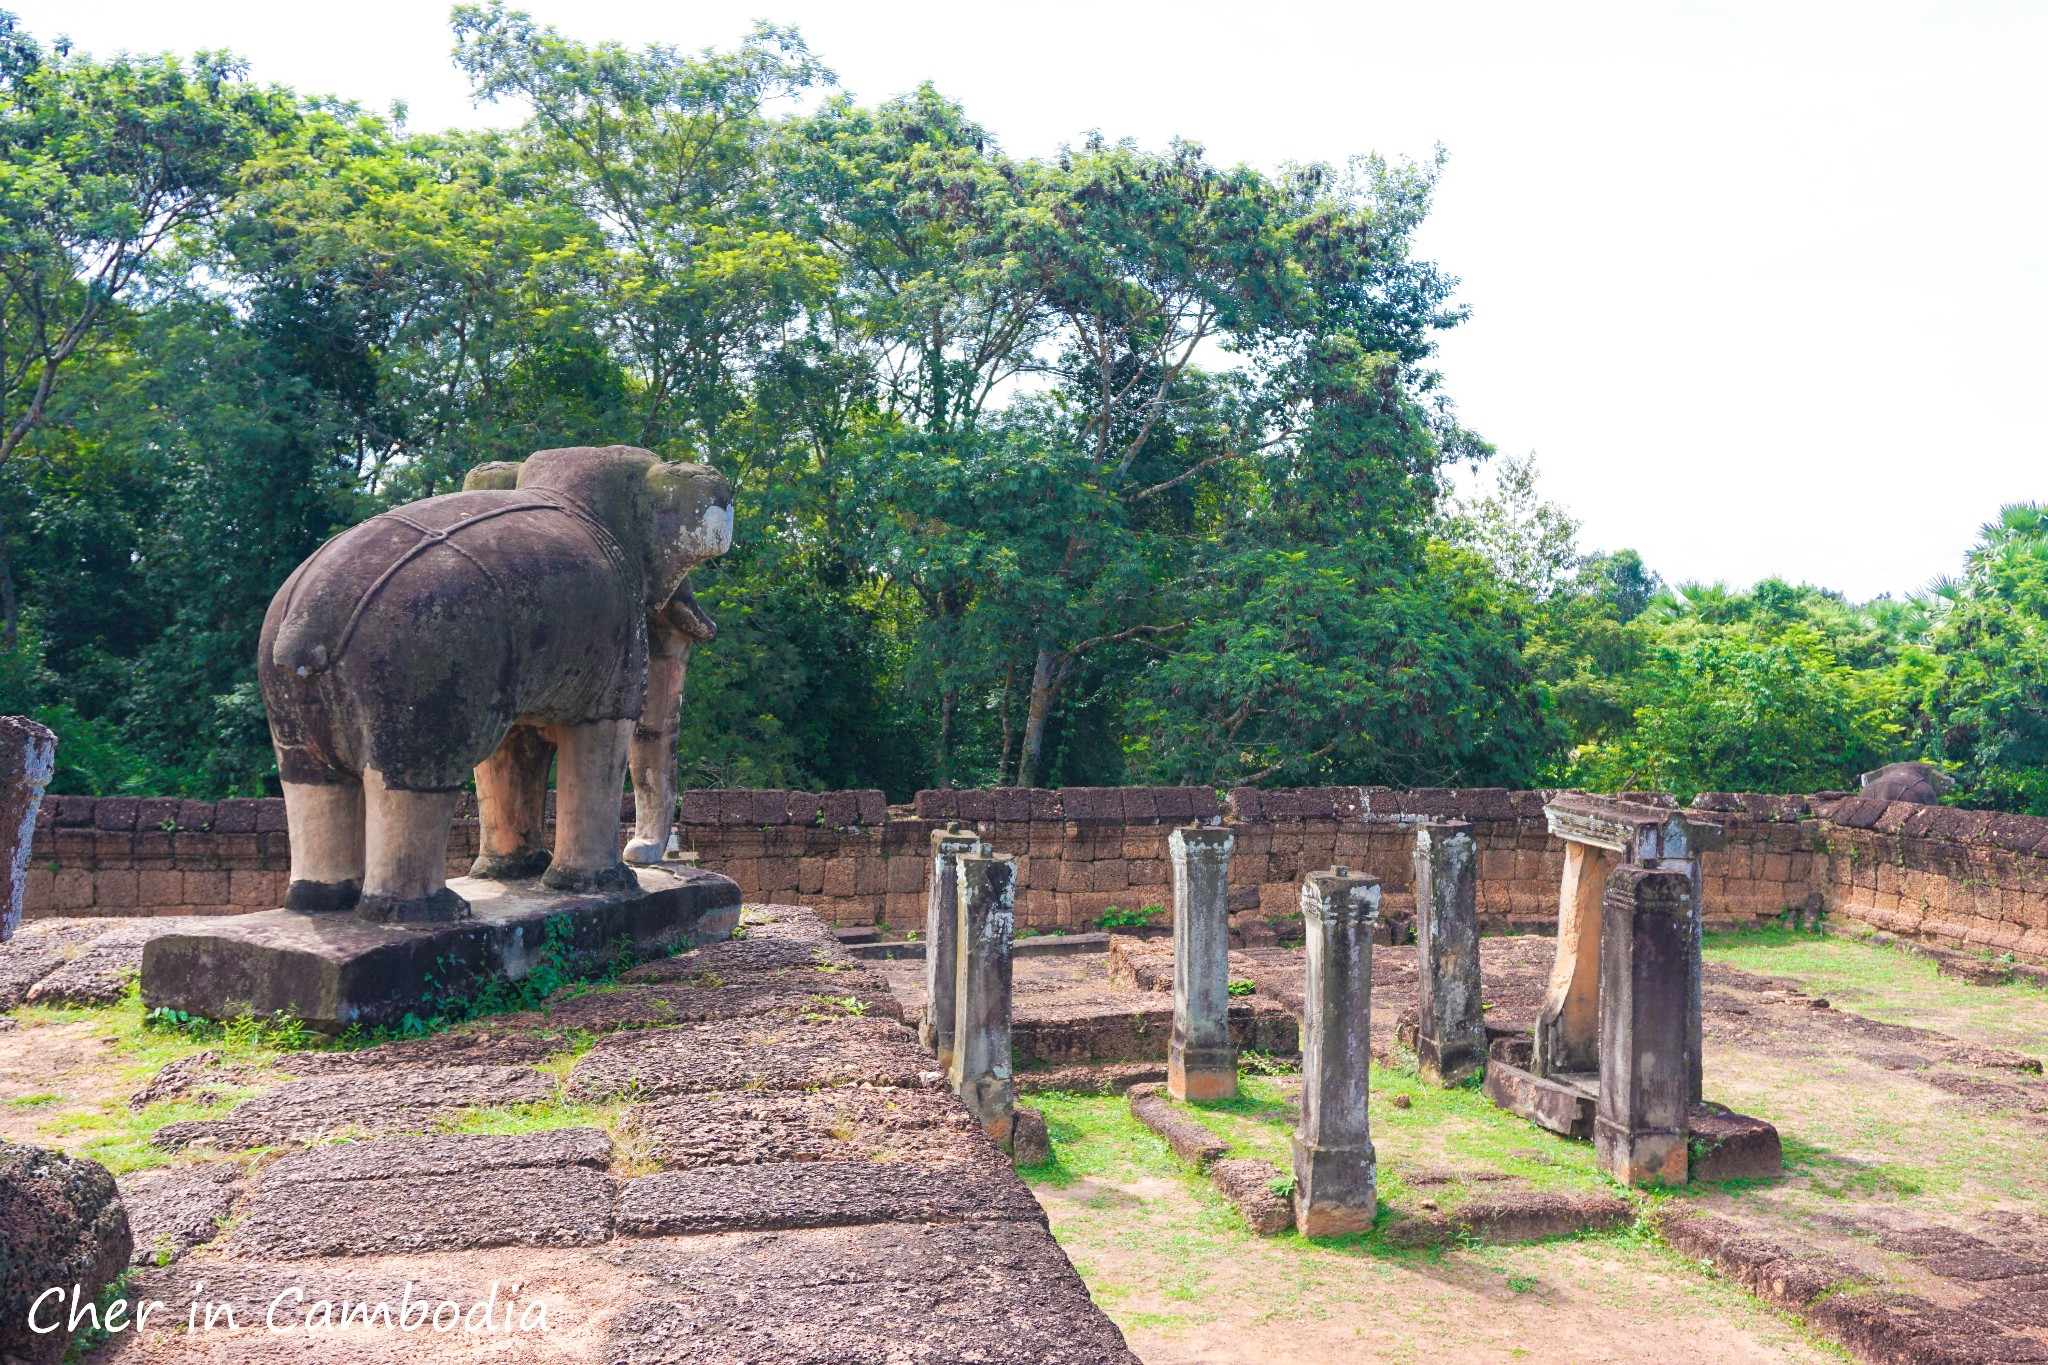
[1595,865,1691,1187]
[921,822,986,1068]
[1292,867,1379,1237]
[1412,820,1484,1085]
[1,716,57,943]
[1533,839,1613,1077]
[950,851,1017,1149]
[1168,824,1237,1102]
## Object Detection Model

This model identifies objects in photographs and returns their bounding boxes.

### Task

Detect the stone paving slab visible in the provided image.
[24,916,215,1006]
[621,934,857,979]
[568,1019,939,1100]
[615,1152,1046,1237]
[154,1064,553,1149]
[631,1087,981,1168]
[258,1128,611,1184]
[224,1131,617,1258]
[602,1221,1140,1364]
[0,919,111,1008]
[118,1161,245,1266]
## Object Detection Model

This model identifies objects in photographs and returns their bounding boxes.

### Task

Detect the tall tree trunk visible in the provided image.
[935,686,957,789]
[0,541,16,653]
[995,658,1018,786]
[1016,646,1065,789]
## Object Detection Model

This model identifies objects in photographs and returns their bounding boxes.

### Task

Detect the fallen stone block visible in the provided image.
[1383,1189,1632,1247]
[1128,1083,1230,1167]
[224,1129,616,1257]
[603,1221,1139,1364]
[1012,1103,1052,1167]
[1209,1158,1294,1235]
[615,1153,1042,1236]
[1484,1060,1595,1140]
[1016,1061,1167,1095]
[568,1018,938,1100]
[0,1142,132,1365]
[1688,1101,1784,1182]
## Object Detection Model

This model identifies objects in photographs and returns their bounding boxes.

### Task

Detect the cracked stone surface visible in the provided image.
[631,1086,982,1168]
[3,904,1135,1361]
[615,1150,1044,1236]
[23,916,213,1005]
[602,1221,1140,1364]
[119,1162,244,1265]
[153,1064,554,1149]
[568,1018,939,1100]
[224,1132,618,1258]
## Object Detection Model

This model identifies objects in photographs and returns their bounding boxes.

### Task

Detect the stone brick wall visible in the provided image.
[22,784,2048,965]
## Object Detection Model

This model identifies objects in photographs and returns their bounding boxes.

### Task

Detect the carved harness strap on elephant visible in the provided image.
[257,445,732,924]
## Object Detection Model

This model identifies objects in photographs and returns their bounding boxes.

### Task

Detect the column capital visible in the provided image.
[1299,869,1379,927]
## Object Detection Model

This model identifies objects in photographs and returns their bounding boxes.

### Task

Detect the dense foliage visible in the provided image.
[0,9,2038,809]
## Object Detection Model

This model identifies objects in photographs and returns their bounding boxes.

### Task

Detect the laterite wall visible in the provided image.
[20,785,2048,963]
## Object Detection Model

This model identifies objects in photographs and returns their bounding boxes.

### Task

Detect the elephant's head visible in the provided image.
[463,446,733,608]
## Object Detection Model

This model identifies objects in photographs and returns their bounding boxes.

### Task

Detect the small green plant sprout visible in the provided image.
[1267,1172,1297,1199]
[1227,979,1256,997]
[1097,904,1162,931]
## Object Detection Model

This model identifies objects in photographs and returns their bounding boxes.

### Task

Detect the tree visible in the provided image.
[1924,503,2048,812]
[0,15,293,641]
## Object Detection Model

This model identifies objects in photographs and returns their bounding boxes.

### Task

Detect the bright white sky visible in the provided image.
[19,0,2045,602]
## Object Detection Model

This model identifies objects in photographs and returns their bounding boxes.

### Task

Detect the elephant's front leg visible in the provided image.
[357,768,470,922]
[543,718,637,894]
[624,640,691,865]
[472,724,556,880]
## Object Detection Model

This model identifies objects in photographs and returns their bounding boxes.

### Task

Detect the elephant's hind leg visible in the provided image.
[356,768,469,923]
[281,779,365,912]
[542,718,637,895]
[473,724,555,880]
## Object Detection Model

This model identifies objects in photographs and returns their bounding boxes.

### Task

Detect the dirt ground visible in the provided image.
[976,927,2048,1365]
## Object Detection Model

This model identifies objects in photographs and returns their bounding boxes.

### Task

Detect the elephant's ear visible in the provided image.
[461,460,524,492]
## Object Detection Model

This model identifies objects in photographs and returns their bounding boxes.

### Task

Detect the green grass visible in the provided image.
[1020,1057,1848,1360]
[1703,924,2048,1062]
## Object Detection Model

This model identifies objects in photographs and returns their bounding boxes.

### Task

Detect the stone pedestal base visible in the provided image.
[1167,1047,1238,1102]
[1291,1136,1377,1239]
[1595,1116,1688,1186]
[140,865,741,1032]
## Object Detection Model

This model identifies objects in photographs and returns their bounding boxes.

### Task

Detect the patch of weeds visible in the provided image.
[1227,979,1256,997]
[1097,904,1162,931]
[8,1093,62,1109]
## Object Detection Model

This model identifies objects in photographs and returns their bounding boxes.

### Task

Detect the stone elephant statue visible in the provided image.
[1857,761,1954,805]
[258,445,732,923]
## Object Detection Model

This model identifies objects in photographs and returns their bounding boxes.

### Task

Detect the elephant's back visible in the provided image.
[260,490,643,790]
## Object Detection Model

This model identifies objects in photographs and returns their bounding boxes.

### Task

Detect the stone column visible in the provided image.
[1533,840,1614,1077]
[1412,820,1484,1086]
[921,822,986,1067]
[0,717,57,943]
[950,851,1017,1149]
[1595,865,1691,1187]
[1292,867,1380,1237]
[1644,854,1706,1105]
[1168,825,1236,1102]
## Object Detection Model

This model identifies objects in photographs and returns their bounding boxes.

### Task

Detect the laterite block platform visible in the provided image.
[140,865,741,1032]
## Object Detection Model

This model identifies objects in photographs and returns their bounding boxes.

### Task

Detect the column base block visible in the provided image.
[1595,1119,1688,1186]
